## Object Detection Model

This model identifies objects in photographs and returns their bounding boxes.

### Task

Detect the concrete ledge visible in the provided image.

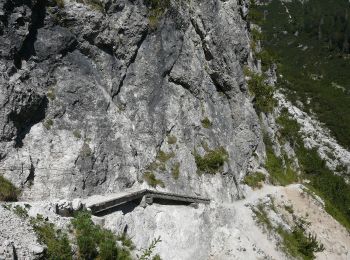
[86,189,210,215]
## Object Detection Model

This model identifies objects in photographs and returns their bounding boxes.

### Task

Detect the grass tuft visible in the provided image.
[0,176,19,201]
[243,172,266,189]
[143,172,165,188]
[194,147,229,174]
[171,162,180,180]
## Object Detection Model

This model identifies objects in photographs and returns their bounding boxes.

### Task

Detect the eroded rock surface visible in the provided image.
[0,0,263,201]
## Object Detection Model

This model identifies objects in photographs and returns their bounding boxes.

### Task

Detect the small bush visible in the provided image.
[277,225,324,260]
[31,216,72,260]
[284,205,294,214]
[47,88,56,100]
[144,172,165,188]
[72,212,130,260]
[244,172,266,189]
[43,119,54,130]
[0,176,19,201]
[80,142,92,157]
[137,236,162,260]
[54,0,65,8]
[145,0,170,29]
[13,205,28,219]
[194,147,229,174]
[247,0,264,25]
[73,130,82,139]
[251,28,263,42]
[171,162,180,180]
[266,146,298,186]
[276,109,301,145]
[117,233,135,250]
[201,117,212,128]
[247,72,276,114]
[167,135,177,145]
[156,150,174,163]
[255,49,276,71]
[251,204,273,232]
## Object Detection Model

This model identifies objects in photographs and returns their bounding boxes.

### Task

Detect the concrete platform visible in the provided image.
[84,189,210,215]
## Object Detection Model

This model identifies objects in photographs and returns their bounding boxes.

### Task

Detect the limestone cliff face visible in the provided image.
[0,0,263,200]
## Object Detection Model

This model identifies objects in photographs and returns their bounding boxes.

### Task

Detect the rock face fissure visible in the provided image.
[0,0,262,203]
[13,0,46,69]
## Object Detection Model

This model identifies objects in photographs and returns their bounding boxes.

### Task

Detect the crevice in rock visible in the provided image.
[208,72,231,100]
[190,18,213,61]
[10,95,48,148]
[190,18,230,99]
[14,0,46,69]
[112,30,148,100]
[168,76,201,99]
[24,157,35,186]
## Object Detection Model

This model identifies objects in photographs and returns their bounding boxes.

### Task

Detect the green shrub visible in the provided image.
[247,72,276,114]
[252,203,324,259]
[47,88,56,101]
[53,0,65,8]
[277,225,324,260]
[76,0,104,12]
[31,216,72,260]
[137,236,162,260]
[276,109,301,145]
[171,162,180,180]
[145,0,170,29]
[43,119,54,130]
[143,172,165,188]
[156,150,174,163]
[201,117,212,128]
[251,204,273,232]
[13,205,28,219]
[255,49,276,71]
[72,212,130,260]
[194,147,229,174]
[0,176,19,201]
[247,0,264,25]
[298,147,350,230]
[265,145,298,186]
[117,233,135,250]
[244,172,266,189]
[73,130,82,139]
[251,28,263,42]
[80,142,92,157]
[167,135,177,145]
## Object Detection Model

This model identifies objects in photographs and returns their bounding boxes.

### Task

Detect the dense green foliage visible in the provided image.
[248,0,350,230]
[31,215,72,260]
[201,117,212,128]
[276,111,350,230]
[194,147,229,174]
[253,204,324,259]
[0,175,19,201]
[246,72,275,114]
[263,132,298,186]
[72,212,132,260]
[277,225,324,260]
[243,172,266,189]
[253,0,350,149]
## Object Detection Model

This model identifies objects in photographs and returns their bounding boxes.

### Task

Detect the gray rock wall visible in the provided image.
[0,0,263,201]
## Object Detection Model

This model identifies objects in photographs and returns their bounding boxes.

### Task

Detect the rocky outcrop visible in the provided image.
[0,0,263,201]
